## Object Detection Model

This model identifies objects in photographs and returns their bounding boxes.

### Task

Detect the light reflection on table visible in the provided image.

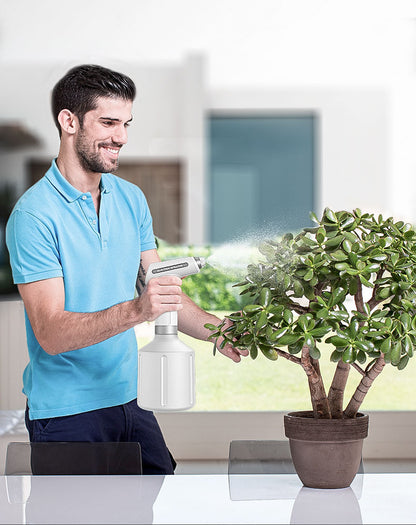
[1,473,415,524]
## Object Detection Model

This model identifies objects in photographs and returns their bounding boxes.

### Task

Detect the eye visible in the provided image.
[124,122,131,128]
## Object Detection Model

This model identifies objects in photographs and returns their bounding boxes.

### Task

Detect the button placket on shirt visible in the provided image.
[79,193,100,236]
[98,190,109,250]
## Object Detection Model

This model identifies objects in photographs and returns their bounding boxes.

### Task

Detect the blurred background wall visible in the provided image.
[1,0,416,246]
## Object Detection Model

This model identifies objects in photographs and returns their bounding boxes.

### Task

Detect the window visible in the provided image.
[208,115,316,244]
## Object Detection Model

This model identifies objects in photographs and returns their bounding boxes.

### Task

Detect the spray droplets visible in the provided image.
[206,229,283,276]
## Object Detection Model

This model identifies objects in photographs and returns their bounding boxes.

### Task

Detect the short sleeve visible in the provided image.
[6,210,63,284]
[138,193,157,252]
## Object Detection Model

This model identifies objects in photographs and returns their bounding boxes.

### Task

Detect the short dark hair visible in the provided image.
[51,64,136,136]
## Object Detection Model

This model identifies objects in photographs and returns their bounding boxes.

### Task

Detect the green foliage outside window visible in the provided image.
[156,240,251,311]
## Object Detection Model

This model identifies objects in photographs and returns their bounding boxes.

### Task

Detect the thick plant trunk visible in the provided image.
[301,346,331,418]
[344,355,385,418]
[328,361,350,418]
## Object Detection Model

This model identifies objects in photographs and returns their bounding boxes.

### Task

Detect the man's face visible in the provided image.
[75,96,133,174]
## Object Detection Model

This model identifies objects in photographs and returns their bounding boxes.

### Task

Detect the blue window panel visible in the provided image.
[208,116,316,244]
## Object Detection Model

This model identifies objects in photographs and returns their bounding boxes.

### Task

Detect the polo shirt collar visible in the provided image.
[45,159,113,202]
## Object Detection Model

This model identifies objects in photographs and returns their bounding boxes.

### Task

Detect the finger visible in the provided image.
[154,275,183,286]
[220,343,247,363]
[159,293,182,304]
[158,302,184,312]
[158,285,182,295]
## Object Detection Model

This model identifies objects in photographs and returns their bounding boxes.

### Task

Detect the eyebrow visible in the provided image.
[99,117,133,123]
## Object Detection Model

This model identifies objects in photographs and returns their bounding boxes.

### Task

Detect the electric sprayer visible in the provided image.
[137,256,206,411]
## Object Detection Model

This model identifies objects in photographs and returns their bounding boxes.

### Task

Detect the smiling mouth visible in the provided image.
[102,146,121,159]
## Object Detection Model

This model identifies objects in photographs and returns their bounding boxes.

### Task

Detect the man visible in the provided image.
[6,64,247,474]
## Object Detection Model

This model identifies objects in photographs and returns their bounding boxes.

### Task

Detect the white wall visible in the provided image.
[1,0,416,237]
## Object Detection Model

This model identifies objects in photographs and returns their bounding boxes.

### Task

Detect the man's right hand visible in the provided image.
[135,275,183,322]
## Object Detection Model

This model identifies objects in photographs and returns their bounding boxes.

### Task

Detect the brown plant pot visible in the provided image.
[284,411,369,489]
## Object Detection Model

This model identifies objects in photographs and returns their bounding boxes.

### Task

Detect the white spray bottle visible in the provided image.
[137,256,206,411]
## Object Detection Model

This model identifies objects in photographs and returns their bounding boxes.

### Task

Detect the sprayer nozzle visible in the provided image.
[194,256,206,269]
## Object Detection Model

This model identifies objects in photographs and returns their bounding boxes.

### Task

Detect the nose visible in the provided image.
[112,124,128,146]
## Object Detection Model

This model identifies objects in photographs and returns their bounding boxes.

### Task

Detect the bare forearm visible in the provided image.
[19,272,183,356]
[37,298,144,355]
[178,293,221,341]
[48,292,217,354]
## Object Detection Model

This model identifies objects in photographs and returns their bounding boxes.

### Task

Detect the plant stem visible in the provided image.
[351,362,366,376]
[300,345,331,418]
[287,300,310,315]
[275,349,302,365]
[367,269,384,310]
[355,278,364,313]
[328,360,350,418]
[343,355,386,418]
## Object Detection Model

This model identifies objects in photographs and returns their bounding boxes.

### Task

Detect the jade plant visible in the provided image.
[206,208,416,419]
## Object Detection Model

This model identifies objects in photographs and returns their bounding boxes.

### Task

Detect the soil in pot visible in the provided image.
[284,411,369,489]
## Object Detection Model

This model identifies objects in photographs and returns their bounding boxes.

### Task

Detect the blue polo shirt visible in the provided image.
[6,160,157,420]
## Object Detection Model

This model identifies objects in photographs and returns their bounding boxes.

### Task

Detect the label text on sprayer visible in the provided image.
[150,262,189,275]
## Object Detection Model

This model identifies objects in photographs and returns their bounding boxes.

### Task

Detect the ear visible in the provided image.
[57,109,78,135]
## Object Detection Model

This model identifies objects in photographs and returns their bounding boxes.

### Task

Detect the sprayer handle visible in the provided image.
[155,311,178,328]
[145,257,205,285]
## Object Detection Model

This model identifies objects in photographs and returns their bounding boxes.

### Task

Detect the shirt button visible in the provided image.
[82,195,87,200]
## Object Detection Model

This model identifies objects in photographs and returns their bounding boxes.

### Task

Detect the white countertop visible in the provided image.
[0,472,415,524]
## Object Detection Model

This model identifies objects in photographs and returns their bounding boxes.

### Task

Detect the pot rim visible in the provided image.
[284,411,369,441]
[285,410,368,421]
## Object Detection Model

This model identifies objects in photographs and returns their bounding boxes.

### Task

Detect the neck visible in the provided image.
[56,154,101,194]
[56,150,102,214]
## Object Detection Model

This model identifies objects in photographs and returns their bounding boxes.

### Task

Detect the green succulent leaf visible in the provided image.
[204,323,219,332]
[327,335,349,347]
[398,355,410,370]
[283,309,293,324]
[348,319,360,338]
[325,235,344,249]
[390,342,402,366]
[243,304,263,314]
[260,346,278,361]
[250,344,258,360]
[298,314,312,331]
[316,227,326,244]
[356,350,367,364]
[259,287,272,307]
[309,326,331,338]
[377,287,392,300]
[324,208,338,223]
[331,287,346,306]
[400,313,411,331]
[359,274,374,288]
[331,250,349,261]
[308,345,321,359]
[256,311,268,331]
[269,327,289,341]
[342,346,356,364]
[330,350,343,362]
[309,211,319,223]
[275,334,301,346]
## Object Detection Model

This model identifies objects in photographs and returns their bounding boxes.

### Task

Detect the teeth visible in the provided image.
[105,148,119,154]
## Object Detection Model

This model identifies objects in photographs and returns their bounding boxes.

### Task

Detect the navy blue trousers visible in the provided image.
[25,399,176,475]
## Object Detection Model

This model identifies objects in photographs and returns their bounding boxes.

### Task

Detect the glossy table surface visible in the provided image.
[1,472,415,524]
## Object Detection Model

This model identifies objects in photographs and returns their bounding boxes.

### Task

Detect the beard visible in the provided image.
[75,129,120,174]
